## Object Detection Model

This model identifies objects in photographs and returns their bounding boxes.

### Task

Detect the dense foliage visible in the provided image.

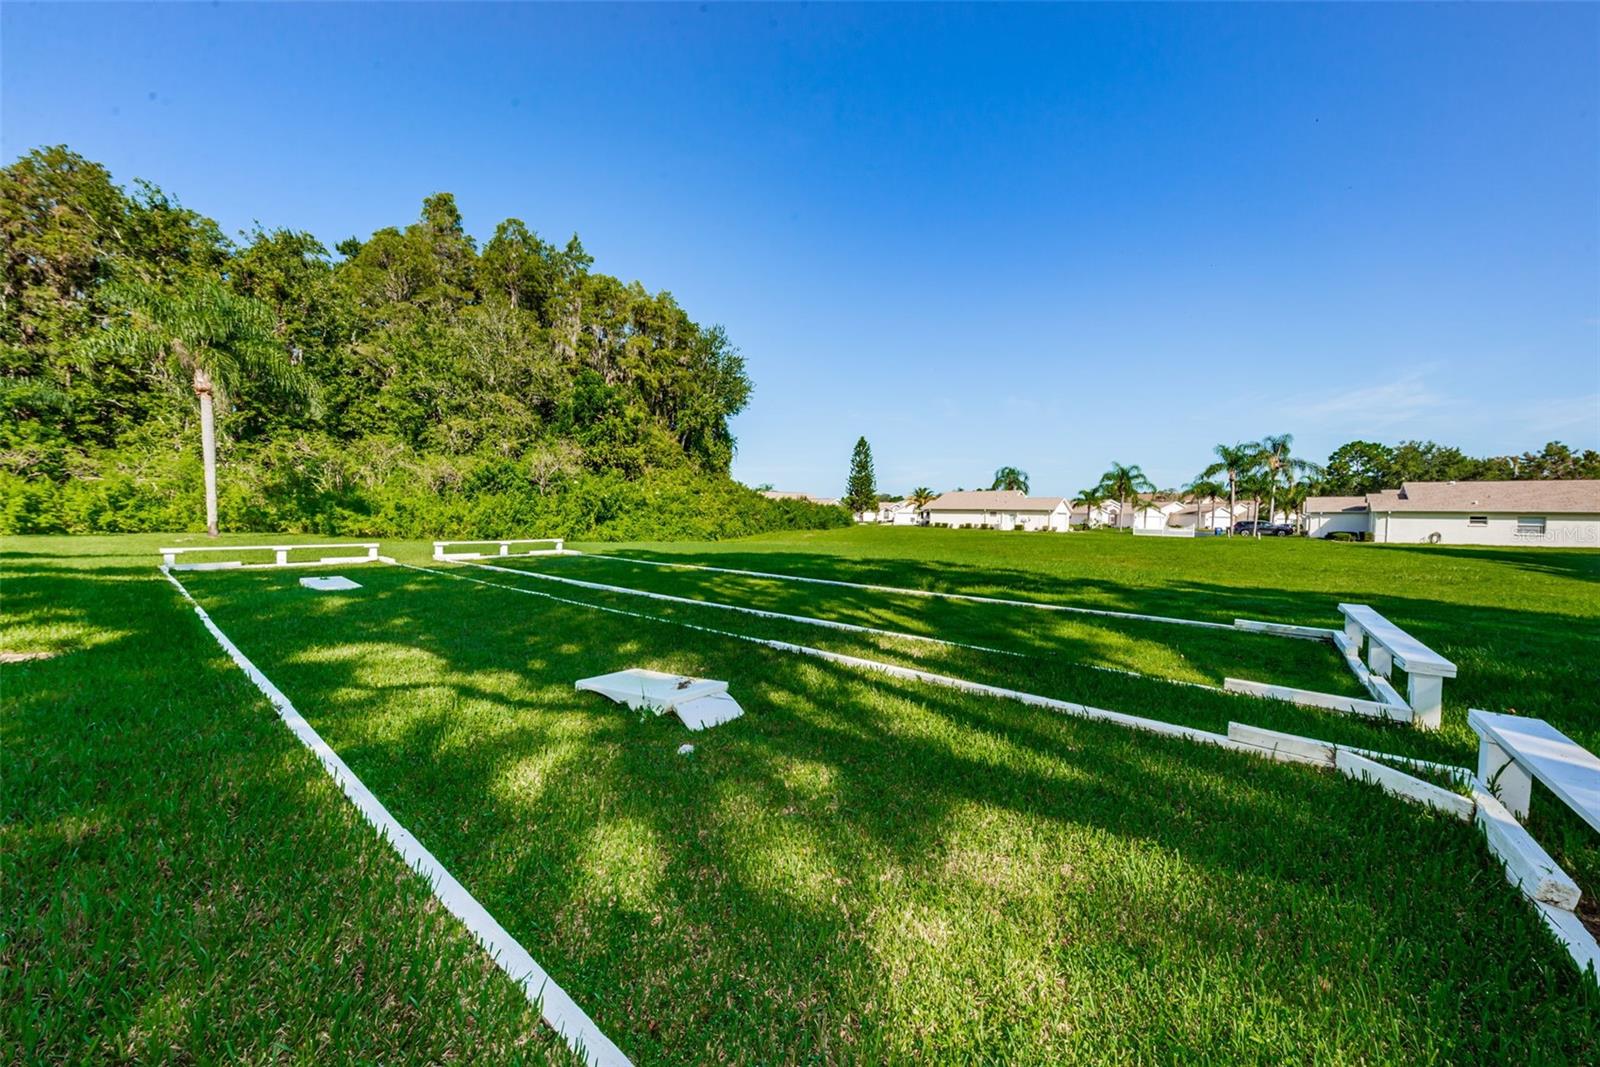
[1316,439,1600,496]
[1,146,848,538]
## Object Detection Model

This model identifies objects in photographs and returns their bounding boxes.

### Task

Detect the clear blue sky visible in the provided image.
[5,3,1597,496]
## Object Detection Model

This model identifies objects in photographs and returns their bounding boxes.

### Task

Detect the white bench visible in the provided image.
[160,542,380,571]
[433,538,565,561]
[1469,710,1600,834]
[1337,604,1456,730]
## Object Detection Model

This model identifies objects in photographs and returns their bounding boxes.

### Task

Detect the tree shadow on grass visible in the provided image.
[182,561,1600,1064]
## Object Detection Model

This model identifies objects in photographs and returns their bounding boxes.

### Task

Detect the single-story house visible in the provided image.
[1303,496,1370,539]
[1306,480,1600,547]
[924,490,1071,532]
[875,500,924,526]
[1070,500,1120,528]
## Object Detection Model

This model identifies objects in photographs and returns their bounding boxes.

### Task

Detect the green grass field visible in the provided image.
[5,529,1598,1063]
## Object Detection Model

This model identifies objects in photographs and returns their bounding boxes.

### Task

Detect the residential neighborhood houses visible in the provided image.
[798,435,1600,546]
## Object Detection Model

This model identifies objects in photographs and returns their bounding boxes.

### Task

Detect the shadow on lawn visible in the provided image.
[1,558,568,1064]
[180,562,1600,1063]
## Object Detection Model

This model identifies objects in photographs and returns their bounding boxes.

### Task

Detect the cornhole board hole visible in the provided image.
[300,575,362,591]
[575,668,745,731]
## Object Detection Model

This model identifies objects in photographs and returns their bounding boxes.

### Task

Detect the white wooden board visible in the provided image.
[1472,783,1581,909]
[300,575,362,591]
[1335,749,1474,821]
[575,668,743,731]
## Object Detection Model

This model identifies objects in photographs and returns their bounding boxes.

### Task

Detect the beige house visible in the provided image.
[923,490,1071,531]
[1307,480,1600,547]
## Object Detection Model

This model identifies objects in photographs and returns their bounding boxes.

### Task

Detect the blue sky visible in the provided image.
[5,3,1596,495]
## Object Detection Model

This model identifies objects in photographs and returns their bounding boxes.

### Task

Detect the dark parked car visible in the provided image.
[1232,520,1297,536]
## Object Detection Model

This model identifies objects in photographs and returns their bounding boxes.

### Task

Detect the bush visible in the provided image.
[0,437,851,541]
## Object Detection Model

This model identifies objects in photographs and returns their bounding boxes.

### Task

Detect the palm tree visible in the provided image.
[1279,479,1312,533]
[990,466,1029,493]
[97,279,312,536]
[1071,487,1107,529]
[1201,442,1264,537]
[1096,462,1155,532]
[1258,434,1322,533]
[908,487,935,510]
[1184,477,1226,534]
[1237,466,1275,538]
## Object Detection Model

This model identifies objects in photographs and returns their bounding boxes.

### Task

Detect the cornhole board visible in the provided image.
[575,668,745,731]
[300,575,362,591]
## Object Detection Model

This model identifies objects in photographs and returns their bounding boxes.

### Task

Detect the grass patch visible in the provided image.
[6,531,1598,1063]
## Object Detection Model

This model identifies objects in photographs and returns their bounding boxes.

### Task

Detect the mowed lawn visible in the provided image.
[4,530,1599,1064]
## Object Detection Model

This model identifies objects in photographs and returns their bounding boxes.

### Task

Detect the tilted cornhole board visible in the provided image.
[575,668,745,731]
[300,575,362,591]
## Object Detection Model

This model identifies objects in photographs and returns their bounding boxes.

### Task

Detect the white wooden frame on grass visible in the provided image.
[160,542,380,571]
[433,538,566,562]
[440,556,1242,692]
[584,553,1461,731]
[397,557,1599,983]
[159,565,630,1067]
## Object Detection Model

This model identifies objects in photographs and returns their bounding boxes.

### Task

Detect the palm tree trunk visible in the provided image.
[195,367,219,537]
[1268,483,1278,531]
[1227,477,1236,537]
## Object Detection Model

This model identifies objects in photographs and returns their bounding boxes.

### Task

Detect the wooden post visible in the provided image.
[1408,673,1444,731]
[1478,737,1534,819]
[1367,642,1393,678]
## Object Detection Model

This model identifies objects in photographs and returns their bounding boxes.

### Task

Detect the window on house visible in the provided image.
[1516,516,1546,537]
[1468,515,1488,527]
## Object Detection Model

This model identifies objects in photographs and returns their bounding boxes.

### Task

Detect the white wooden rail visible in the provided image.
[433,538,565,562]
[1337,604,1456,730]
[159,542,380,571]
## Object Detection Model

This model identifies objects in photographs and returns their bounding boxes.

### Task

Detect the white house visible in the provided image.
[875,500,924,526]
[1070,500,1120,528]
[924,490,1071,532]
[1307,480,1600,547]
[1304,496,1370,539]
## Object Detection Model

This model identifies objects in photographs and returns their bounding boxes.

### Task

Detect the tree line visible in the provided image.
[1,145,847,538]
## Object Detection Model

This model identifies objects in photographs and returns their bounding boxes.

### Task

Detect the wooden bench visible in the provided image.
[433,538,565,561]
[1469,710,1600,834]
[160,542,380,571]
[1337,604,1456,730]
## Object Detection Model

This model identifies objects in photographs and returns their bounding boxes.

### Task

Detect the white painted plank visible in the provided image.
[1223,678,1412,722]
[1469,710,1600,834]
[1334,749,1474,820]
[1232,619,1341,641]
[1534,900,1600,985]
[584,553,1241,630]
[1226,723,1336,767]
[1472,783,1581,910]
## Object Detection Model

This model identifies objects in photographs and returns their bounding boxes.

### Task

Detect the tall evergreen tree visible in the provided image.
[844,436,877,515]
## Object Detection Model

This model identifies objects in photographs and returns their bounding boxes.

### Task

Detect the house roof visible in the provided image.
[927,489,1067,512]
[1381,480,1600,513]
[1305,495,1370,514]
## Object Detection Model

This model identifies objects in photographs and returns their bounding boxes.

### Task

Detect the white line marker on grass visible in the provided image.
[576,551,1242,630]
[477,558,1239,693]
[160,566,631,1067]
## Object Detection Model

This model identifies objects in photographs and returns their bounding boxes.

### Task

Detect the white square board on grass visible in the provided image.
[575,668,745,731]
[300,575,362,591]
